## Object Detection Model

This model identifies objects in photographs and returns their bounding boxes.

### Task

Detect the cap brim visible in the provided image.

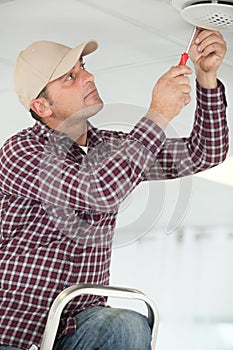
[50,40,98,82]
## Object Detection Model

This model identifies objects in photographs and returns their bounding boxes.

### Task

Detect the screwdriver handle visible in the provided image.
[179,52,189,65]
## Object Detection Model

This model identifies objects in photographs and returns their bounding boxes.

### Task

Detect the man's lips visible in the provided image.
[84,88,98,99]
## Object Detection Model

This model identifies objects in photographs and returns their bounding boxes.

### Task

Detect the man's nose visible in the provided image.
[82,69,94,83]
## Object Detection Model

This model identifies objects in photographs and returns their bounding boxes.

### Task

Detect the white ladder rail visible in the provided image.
[40,284,159,350]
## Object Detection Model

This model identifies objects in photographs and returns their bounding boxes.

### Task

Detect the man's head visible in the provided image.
[14,40,103,126]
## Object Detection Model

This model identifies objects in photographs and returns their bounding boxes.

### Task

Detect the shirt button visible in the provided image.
[70,256,74,262]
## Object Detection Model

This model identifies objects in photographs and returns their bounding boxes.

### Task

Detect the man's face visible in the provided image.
[45,58,103,125]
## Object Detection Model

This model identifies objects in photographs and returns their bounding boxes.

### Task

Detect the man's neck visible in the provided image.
[76,129,88,146]
[47,117,88,146]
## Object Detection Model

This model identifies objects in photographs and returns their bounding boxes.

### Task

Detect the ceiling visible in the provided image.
[0,0,232,228]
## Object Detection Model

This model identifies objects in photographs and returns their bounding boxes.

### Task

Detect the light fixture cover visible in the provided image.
[172,0,233,31]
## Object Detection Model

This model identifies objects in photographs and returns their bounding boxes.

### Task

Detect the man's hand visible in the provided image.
[189,27,227,88]
[146,65,192,129]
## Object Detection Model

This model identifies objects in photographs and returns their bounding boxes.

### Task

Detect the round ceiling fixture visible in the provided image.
[172,0,233,31]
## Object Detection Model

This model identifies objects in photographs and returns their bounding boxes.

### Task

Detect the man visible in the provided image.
[0,28,228,350]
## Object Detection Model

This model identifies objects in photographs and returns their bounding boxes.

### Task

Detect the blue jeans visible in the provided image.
[0,306,152,350]
[54,306,152,350]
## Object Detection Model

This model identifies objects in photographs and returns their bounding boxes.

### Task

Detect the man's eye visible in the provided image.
[81,62,86,70]
[66,72,76,81]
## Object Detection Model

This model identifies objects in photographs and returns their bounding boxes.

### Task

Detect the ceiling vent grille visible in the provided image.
[172,0,233,31]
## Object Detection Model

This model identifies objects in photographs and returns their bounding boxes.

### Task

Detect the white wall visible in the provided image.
[110,226,233,350]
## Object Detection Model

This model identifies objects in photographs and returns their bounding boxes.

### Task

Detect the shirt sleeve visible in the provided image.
[145,79,229,180]
[0,118,165,213]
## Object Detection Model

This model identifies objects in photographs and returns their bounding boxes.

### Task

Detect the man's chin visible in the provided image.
[87,101,104,118]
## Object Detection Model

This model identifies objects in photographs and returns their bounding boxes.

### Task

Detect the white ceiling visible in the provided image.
[0,0,232,228]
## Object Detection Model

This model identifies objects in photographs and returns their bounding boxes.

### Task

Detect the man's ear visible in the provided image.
[29,98,52,118]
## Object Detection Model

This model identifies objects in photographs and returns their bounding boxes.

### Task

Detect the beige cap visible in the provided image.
[14,40,98,110]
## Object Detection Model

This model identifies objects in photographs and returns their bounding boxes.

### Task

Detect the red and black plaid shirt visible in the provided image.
[0,81,228,350]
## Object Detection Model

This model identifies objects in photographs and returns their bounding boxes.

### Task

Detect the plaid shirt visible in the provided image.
[0,81,228,350]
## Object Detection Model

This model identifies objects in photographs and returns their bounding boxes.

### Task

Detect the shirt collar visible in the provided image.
[34,120,104,153]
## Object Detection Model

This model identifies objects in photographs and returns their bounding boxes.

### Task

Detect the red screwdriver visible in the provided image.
[178,27,196,65]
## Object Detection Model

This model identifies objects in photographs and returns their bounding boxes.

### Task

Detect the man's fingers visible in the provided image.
[194,29,226,57]
[168,65,193,78]
[180,83,192,95]
[174,74,191,89]
[199,42,227,58]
